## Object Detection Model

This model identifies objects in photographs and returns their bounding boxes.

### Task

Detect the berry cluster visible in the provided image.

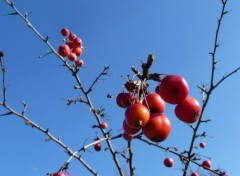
[58,28,84,67]
[116,74,202,143]
[155,75,202,124]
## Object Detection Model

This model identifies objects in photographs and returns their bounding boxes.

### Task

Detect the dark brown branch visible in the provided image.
[182,1,234,176]
[209,0,228,88]
[127,141,135,176]
[3,2,124,175]
[0,54,7,106]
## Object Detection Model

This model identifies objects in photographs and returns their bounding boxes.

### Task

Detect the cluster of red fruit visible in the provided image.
[58,28,84,67]
[116,74,202,142]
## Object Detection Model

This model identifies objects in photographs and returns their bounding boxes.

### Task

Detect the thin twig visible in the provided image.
[0,54,7,106]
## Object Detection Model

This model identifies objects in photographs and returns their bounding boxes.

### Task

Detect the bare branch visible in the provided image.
[86,65,110,94]
[3,2,125,175]
[182,1,238,176]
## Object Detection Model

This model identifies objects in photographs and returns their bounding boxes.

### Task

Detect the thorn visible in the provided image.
[38,50,53,59]
[24,11,32,18]
[3,12,18,16]
[104,65,109,69]
[0,51,4,57]
[45,36,49,42]
[107,94,113,98]
[10,2,14,7]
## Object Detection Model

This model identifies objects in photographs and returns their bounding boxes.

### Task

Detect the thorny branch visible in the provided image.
[0,55,99,175]
[0,51,7,107]
[127,141,135,176]
[3,1,124,176]
[183,1,240,176]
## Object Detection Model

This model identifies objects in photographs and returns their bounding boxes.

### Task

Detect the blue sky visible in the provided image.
[1,0,240,176]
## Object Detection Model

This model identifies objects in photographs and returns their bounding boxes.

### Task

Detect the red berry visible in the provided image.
[155,75,189,104]
[164,157,174,168]
[122,132,134,141]
[125,103,150,129]
[67,53,77,62]
[72,46,83,56]
[69,33,77,42]
[54,171,65,176]
[142,113,171,142]
[100,122,108,129]
[191,172,198,176]
[116,92,126,108]
[73,37,83,48]
[61,28,69,36]
[75,59,84,67]
[174,96,201,124]
[94,142,101,151]
[121,92,135,108]
[202,160,211,169]
[58,44,71,57]
[122,119,141,135]
[199,142,206,148]
[142,93,165,113]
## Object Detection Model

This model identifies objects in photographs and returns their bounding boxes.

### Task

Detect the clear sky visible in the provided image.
[1,0,240,176]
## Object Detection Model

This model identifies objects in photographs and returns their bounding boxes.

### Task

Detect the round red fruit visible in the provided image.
[121,92,134,108]
[54,171,65,176]
[61,28,69,36]
[174,96,201,123]
[58,44,71,57]
[72,46,83,56]
[122,132,134,141]
[67,53,77,62]
[142,93,165,113]
[199,142,206,148]
[123,119,141,134]
[100,122,108,129]
[94,142,101,152]
[73,37,83,48]
[116,92,126,108]
[75,59,84,67]
[155,75,189,104]
[69,33,77,41]
[191,172,198,176]
[142,113,171,142]
[125,104,150,129]
[164,157,174,168]
[202,160,211,169]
